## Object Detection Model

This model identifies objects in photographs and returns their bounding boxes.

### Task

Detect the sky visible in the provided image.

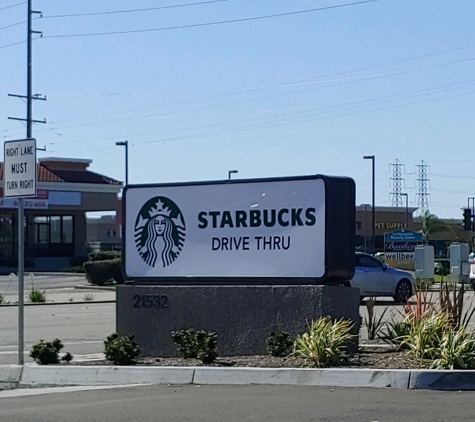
[1,0,475,219]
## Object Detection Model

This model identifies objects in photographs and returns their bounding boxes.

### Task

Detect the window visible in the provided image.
[33,215,74,245]
[357,255,383,269]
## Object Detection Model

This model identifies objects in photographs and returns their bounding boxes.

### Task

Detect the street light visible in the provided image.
[362,204,370,252]
[401,193,409,228]
[228,169,238,180]
[115,140,129,186]
[363,155,375,252]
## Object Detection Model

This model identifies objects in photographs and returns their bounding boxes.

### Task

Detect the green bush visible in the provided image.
[416,278,434,289]
[104,333,141,365]
[400,313,450,360]
[171,329,218,364]
[84,258,123,285]
[30,338,73,365]
[88,251,121,261]
[294,317,354,367]
[379,316,413,350]
[266,332,293,357]
[431,325,475,369]
[0,293,4,305]
[62,265,86,273]
[29,289,46,303]
[70,254,89,267]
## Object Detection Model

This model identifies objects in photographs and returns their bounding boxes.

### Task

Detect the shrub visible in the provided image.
[379,316,413,350]
[364,298,388,340]
[293,317,354,367]
[29,289,46,303]
[266,332,293,357]
[400,313,451,360]
[0,293,4,304]
[84,258,123,285]
[69,254,89,267]
[62,265,86,273]
[438,282,475,329]
[30,338,72,365]
[88,251,121,262]
[104,333,141,365]
[431,326,475,369]
[416,278,434,290]
[171,329,218,364]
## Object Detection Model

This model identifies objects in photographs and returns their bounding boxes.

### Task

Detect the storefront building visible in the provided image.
[0,157,121,270]
[356,204,469,257]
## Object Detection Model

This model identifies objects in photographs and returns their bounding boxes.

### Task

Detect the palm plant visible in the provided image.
[420,210,449,244]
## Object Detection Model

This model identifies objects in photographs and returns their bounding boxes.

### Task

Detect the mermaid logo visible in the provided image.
[134,196,186,268]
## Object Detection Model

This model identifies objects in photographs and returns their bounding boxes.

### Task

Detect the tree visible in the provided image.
[420,210,450,243]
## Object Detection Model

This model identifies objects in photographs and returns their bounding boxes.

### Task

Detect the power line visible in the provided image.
[43,0,378,38]
[0,39,26,49]
[0,20,25,31]
[0,1,25,12]
[43,0,233,19]
[0,16,40,32]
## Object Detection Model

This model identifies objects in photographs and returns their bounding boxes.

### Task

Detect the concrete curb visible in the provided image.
[193,367,411,389]
[4,365,475,391]
[0,365,23,390]
[20,366,194,387]
[409,370,475,390]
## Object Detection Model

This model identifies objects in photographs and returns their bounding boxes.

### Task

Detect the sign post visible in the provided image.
[4,138,37,365]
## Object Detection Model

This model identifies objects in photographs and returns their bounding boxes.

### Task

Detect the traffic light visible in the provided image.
[463,208,472,230]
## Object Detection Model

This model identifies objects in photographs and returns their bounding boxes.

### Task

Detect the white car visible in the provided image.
[342,252,416,303]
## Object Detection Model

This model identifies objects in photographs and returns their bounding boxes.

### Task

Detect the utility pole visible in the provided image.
[7,0,44,365]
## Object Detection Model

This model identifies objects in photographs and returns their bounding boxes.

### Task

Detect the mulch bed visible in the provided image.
[72,346,429,370]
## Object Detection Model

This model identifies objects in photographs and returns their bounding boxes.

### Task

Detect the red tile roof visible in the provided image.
[0,162,121,185]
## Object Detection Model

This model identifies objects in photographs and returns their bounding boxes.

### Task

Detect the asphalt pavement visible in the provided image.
[1,384,475,422]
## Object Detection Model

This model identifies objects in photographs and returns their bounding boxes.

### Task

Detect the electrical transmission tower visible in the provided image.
[390,159,405,207]
[415,160,430,216]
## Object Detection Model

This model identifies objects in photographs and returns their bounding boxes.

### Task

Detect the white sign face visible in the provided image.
[124,178,326,278]
[385,252,415,261]
[4,138,37,198]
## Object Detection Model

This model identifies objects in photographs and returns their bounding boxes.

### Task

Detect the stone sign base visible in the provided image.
[116,284,360,357]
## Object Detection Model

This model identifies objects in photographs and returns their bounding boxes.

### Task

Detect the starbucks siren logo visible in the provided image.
[134,196,186,268]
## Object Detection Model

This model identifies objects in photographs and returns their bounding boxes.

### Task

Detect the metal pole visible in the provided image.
[371,157,375,252]
[18,0,33,366]
[18,199,24,365]
[364,156,375,253]
[400,193,408,228]
[364,205,368,253]
[405,195,408,228]
[124,141,129,186]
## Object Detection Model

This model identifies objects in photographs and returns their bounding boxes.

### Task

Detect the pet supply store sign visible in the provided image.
[123,175,355,283]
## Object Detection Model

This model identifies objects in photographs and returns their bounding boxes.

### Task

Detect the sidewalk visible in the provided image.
[1,286,115,306]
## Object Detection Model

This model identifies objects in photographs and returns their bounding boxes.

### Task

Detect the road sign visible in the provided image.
[4,138,37,198]
[384,229,422,242]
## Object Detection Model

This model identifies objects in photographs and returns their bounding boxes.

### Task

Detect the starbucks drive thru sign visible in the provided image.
[123,175,355,284]
[4,138,37,198]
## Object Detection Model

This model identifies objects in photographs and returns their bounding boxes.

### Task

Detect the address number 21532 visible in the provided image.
[133,294,169,309]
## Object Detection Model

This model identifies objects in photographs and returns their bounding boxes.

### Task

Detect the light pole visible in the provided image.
[401,193,409,228]
[363,204,370,252]
[115,140,129,186]
[228,169,238,180]
[363,155,375,252]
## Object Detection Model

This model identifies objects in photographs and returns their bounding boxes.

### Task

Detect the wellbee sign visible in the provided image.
[123,175,355,284]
